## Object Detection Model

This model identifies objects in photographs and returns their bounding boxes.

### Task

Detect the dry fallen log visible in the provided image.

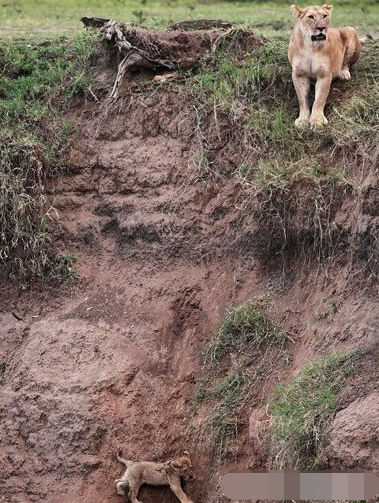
[81,18,261,99]
[80,16,110,28]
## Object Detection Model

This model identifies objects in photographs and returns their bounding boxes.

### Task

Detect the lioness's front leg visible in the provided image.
[292,72,311,128]
[310,74,332,126]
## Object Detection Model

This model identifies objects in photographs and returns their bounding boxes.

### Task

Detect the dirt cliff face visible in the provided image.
[327,392,379,471]
[0,89,258,503]
[1,77,379,503]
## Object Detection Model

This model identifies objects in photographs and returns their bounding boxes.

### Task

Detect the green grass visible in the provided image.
[49,253,78,282]
[203,300,287,366]
[205,373,244,456]
[187,32,379,264]
[0,35,95,135]
[190,35,379,162]
[0,0,378,36]
[0,33,98,279]
[0,4,377,278]
[268,351,360,470]
[194,300,288,459]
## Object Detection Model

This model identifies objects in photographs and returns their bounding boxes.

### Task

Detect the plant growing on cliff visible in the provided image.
[194,300,289,459]
[203,300,287,366]
[0,33,97,279]
[268,351,360,470]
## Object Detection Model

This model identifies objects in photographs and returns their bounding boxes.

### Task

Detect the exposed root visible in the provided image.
[81,17,260,98]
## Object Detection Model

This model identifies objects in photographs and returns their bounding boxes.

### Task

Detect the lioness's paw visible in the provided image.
[337,69,351,80]
[310,115,328,127]
[295,118,309,129]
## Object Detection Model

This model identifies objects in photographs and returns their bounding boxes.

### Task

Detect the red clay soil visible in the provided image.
[1,76,379,503]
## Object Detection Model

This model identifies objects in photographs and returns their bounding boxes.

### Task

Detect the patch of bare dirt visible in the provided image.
[1,62,379,503]
[327,391,379,470]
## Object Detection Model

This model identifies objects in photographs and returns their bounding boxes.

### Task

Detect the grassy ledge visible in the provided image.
[193,300,289,459]
[185,34,379,266]
[2,4,378,280]
[268,351,361,470]
[0,33,98,281]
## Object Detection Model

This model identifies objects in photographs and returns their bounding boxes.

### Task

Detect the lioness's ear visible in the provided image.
[322,4,333,12]
[290,5,304,17]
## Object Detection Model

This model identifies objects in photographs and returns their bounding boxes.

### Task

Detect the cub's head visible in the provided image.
[167,451,195,481]
[291,4,333,42]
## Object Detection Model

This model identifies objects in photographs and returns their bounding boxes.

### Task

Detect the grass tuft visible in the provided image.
[194,300,289,459]
[268,351,360,470]
[238,154,352,262]
[206,374,244,454]
[204,300,287,367]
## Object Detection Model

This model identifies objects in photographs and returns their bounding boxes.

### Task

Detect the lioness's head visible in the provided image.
[291,4,333,42]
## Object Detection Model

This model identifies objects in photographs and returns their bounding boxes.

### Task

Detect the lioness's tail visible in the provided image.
[116,449,132,468]
[360,34,373,45]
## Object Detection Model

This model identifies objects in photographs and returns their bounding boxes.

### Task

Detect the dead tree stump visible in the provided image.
[81,17,261,98]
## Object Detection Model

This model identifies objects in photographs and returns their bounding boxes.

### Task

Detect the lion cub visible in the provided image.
[288,4,360,127]
[114,449,195,503]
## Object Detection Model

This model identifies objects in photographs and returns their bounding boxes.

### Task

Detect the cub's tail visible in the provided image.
[116,449,132,468]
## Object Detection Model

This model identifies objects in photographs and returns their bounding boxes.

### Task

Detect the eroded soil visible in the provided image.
[1,70,379,503]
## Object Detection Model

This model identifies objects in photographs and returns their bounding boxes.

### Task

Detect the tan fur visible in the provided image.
[114,449,195,503]
[288,4,361,127]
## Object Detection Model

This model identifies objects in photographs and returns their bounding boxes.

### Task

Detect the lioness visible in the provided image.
[114,449,195,503]
[288,4,361,127]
